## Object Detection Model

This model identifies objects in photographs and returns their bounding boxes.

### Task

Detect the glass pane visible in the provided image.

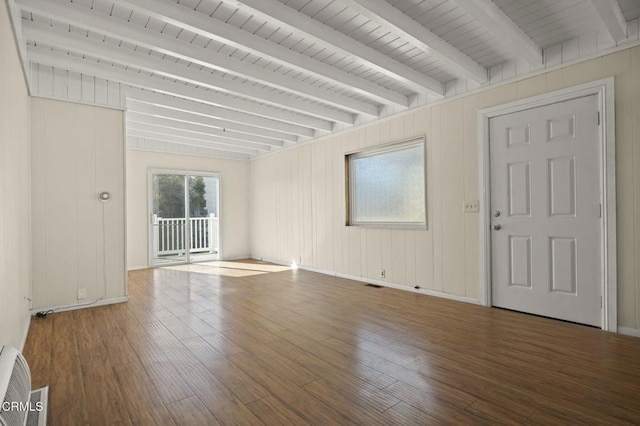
[351,143,425,225]
[188,176,220,262]
[151,174,187,264]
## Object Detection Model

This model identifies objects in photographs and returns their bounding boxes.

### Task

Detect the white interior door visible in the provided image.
[489,94,602,326]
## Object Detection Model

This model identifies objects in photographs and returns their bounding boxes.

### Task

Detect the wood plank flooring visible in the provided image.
[23,260,640,425]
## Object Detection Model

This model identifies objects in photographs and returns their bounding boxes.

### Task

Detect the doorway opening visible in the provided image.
[149,170,220,266]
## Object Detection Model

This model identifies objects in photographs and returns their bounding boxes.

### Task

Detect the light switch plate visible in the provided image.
[463,200,479,213]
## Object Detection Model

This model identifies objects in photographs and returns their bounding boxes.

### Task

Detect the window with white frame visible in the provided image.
[346,138,426,229]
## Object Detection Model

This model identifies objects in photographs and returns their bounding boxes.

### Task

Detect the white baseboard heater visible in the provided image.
[0,346,47,426]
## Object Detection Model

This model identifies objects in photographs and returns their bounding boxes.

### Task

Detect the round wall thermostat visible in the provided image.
[99,191,111,202]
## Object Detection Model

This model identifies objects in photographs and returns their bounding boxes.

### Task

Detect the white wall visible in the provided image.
[0,1,31,349]
[126,150,250,269]
[251,45,640,330]
[31,98,126,310]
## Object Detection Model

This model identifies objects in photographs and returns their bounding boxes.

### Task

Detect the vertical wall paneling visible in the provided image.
[291,146,300,265]
[250,45,640,329]
[332,134,344,274]
[81,74,94,103]
[75,106,98,302]
[325,138,334,272]
[463,95,480,299]
[302,144,314,267]
[96,105,126,300]
[68,71,82,101]
[0,1,31,349]
[252,45,640,328]
[441,99,466,296]
[53,67,66,99]
[417,107,433,290]
[107,81,121,108]
[31,98,126,310]
[632,48,640,327]
[431,105,444,292]
[94,77,108,105]
[37,64,53,97]
[579,32,599,57]
[29,63,126,109]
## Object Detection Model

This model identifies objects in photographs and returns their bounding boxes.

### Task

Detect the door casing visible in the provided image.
[477,78,617,332]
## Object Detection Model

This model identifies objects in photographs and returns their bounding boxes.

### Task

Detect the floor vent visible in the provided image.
[26,387,48,426]
[364,284,383,288]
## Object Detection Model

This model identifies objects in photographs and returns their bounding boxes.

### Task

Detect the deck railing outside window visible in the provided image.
[153,214,218,257]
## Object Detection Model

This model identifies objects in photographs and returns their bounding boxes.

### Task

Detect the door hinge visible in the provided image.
[597,111,601,125]
[599,203,602,218]
[600,296,603,309]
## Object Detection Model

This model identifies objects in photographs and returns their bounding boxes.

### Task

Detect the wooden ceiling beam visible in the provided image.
[454,0,543,67]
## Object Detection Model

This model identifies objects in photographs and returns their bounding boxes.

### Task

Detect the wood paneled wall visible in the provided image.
[31,98,126,310]
[251,45,640,331]
[0,1,32,349]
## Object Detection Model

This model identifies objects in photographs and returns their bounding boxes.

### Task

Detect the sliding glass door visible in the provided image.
[149,170,220,266]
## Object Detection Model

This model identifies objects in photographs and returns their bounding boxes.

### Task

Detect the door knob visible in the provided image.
[492,224,502,230]
[494,210,501,217]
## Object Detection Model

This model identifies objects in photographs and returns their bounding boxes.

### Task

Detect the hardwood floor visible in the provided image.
[23,260,640,425]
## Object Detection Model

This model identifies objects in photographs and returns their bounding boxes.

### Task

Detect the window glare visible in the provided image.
[349,140,426,227]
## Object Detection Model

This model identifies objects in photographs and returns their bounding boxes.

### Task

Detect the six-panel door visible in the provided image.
[490,95,602,327]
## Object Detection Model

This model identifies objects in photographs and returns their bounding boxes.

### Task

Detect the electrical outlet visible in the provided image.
[463,200,479,213]
[77,288,86,300]
[380,269,386,279]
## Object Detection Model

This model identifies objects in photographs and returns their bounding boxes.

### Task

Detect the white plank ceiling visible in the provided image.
[8,0,640,160]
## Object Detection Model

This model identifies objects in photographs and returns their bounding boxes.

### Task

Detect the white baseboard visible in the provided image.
[251,256,291,265]
[618,326,640,338]
[18,314,30,352]
[31,296,128,315]
[127,265,149,271]
[252,256,481,306]
[221,255,253,261]
[128,256,254,271]
[333,271,482,305]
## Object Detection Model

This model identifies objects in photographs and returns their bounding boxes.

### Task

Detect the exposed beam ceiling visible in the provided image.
[125,90,315,139]
[11,0,639,160]
[127,113,282,149]
[127,136,252,160]
[127,127,263,156]
[113,0,416,106]
[126,121,270,153]
[454,0,543,67]
[126,101,295,144]
[214,0,445,96]
[18,0,367,123]
[24,24,361,124]
[340,0,487,83]
[27,45,335,132]
[590,0,628,42]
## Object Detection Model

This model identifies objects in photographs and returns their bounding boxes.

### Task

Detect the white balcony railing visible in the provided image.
[153,214,218,257]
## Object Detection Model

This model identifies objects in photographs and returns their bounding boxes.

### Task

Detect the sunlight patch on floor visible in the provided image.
[160,260,290,277]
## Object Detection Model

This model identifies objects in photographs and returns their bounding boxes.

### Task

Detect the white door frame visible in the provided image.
[477,78,617,332]
[147,168,223,267]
